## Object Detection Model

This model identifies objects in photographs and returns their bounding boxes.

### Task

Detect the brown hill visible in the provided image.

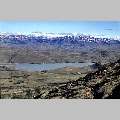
[34,59,120,99]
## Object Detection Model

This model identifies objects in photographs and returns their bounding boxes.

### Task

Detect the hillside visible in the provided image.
[0,63,98,99]
[34,59,120,99]
[0,46,120,64]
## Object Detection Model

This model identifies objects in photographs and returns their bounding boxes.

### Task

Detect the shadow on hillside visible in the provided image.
[105,83,120,99]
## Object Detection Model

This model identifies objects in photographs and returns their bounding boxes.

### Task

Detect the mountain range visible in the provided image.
[0,32,120,51]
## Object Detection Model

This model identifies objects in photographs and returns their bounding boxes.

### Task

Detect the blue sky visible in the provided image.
[0,21,120,38]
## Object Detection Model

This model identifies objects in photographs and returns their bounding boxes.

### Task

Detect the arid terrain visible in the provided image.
[0,46,120,99]
[0,35,120,99]
[0,46,120,64]
[0,61,98,99]
[34,59,120,99]
[1,58,120,99]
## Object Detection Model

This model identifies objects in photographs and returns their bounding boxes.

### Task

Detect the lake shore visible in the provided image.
[16,62,94,72]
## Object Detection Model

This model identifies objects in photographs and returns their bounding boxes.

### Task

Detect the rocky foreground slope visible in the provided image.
[34,59,120,99]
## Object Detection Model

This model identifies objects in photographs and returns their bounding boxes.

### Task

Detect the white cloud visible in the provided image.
[82,33,88,35]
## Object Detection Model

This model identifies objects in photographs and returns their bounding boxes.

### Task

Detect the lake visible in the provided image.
[16,63,94,72]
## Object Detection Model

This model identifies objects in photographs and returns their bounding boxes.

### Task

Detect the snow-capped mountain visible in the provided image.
[0,32,120,51]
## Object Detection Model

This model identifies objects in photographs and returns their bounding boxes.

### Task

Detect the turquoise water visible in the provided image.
[16,63,94,72]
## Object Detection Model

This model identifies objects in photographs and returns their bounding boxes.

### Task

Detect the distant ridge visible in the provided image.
[0,32,120,51]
